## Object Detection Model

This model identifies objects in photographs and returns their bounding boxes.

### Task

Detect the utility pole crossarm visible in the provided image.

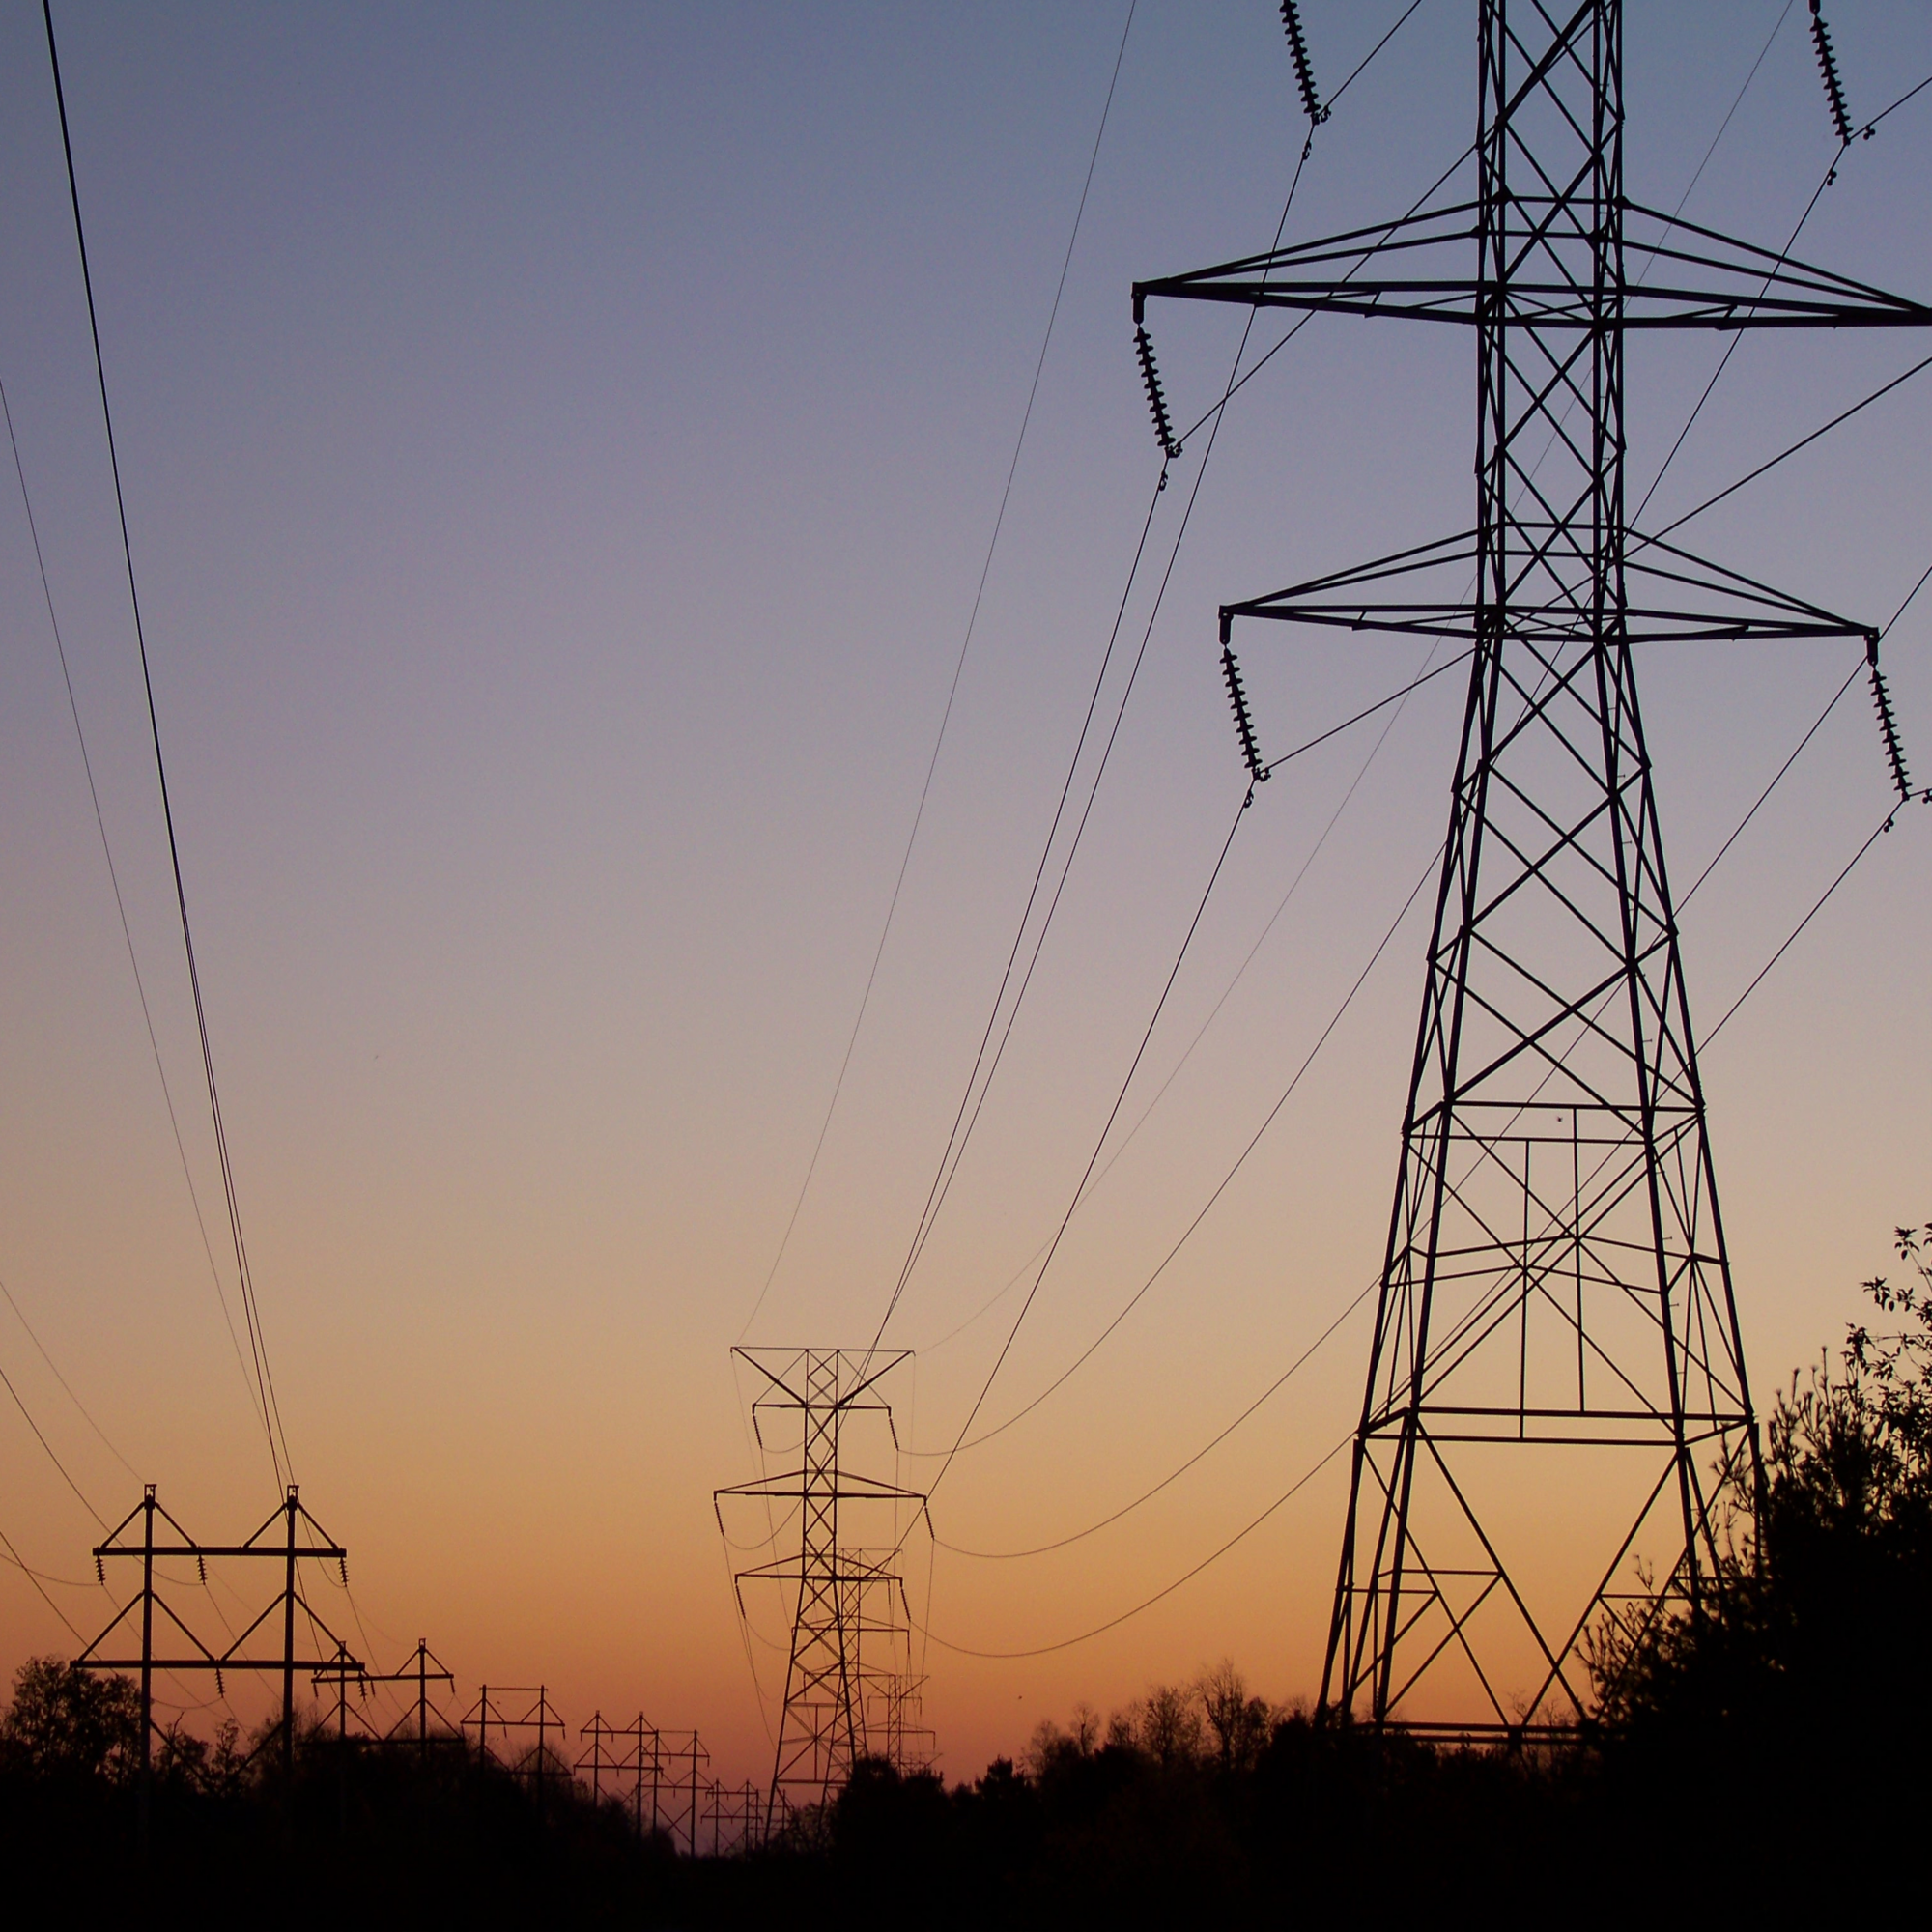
[94,1542,347,1561]
[74,1592,220,1671]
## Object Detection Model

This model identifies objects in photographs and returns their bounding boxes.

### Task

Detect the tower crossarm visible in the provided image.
[1133,198,1932,331]
[731,1345,911,1413]
[1218,530,1874,651]
[715,1470,928,1508]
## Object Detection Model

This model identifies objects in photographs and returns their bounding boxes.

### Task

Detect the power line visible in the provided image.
[867,132,1328,1373]
[1642,349,1932,547]
[1260,651,1471,778]
[1859,68,1932,137]
[919,626,1892,1603]
[0,1357,105,1527]
[1681,658,1862,902]
[1670,3,1797,225]
[0,1539,99,1591]
[1705,806,1914,1046]
[0,1522,86,1637]
[914,641,1462,1362]
[914,789,1254,1508]
[865,0,1438,1384]
[0,374,264,1456]
[737,0,1140,1343]
[911,832,1439,1461]
[935,1281,1375,1560]
[1324,0,1430,118]
[862,465,1171,1363]
[41,0,290,1484]
[0,1266,137,1483]
[920,1435,1350,1661]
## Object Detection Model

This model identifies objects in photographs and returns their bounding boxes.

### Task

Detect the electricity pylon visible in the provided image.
[78,1482,357,1840]
[1136,0,1930,1737]
[717,1348,928,1826]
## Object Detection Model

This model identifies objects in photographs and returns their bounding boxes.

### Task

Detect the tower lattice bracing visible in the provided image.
[1136,0,1929,1736]
[718,1349,928,1823]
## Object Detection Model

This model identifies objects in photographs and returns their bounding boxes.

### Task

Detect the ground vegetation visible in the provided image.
[6,1227,1926,1924]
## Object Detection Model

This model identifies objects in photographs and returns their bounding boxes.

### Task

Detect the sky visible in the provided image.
[0,0,1927,1783]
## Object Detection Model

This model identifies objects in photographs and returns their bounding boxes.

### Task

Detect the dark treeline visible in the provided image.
[7,1227,1929,1926]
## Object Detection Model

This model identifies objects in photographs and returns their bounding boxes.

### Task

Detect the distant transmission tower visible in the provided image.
[717,1349,928,1824]
[1136,0,1928,1736]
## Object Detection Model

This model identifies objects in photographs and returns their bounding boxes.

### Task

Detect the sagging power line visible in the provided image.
[40,0,292,1487]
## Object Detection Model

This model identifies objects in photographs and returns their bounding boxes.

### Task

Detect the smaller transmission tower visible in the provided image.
[846,1553,934,1775]
[717,1349,929,1830]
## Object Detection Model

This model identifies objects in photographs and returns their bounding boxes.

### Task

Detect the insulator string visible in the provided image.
[1280,1,1329,126]
[1809,2,1854,148]
[1865,639,1915,803]
[1220,644,1265,781]
[1133,324,1182,460]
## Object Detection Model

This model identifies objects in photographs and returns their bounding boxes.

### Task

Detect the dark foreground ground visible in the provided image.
[1,1709,1915,1931]
[14,1226,1930,1926]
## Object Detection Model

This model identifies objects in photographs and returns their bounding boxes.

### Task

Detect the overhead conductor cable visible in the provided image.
[42,0,291,1483]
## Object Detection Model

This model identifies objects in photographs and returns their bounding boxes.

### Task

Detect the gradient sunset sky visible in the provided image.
[1,0,1927,1781]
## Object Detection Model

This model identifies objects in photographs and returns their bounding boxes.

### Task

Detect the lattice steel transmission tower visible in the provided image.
[1136,0,1929,1736]
[717,1349,928,1824]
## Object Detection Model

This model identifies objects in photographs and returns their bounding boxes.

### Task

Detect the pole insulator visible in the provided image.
[1866,639,1913,803]
[1134,326,1183,459]
[1281,2,1329,126]
[1221,643,1266,782]
[1810,3,1854,147]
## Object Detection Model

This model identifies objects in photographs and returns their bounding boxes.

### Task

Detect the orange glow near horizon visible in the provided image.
[1,2,1928,1792]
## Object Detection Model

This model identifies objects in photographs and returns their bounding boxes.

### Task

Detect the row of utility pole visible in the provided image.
[71,1483,753,1856]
